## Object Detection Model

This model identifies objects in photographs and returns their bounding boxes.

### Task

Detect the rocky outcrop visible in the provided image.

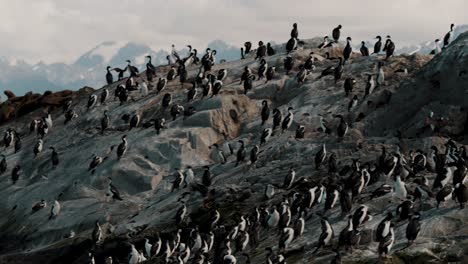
[0,87,93,124]
[0,34,467,264]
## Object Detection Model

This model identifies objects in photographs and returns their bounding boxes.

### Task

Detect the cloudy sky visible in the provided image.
[0,0,466,64]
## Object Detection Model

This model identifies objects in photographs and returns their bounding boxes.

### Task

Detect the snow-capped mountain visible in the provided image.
[0,40,240,96]
[396,25,468,55]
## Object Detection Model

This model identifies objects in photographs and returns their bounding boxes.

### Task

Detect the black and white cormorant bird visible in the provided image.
[0,155,7,174]
[267,42,276,56]
[242,75,254,95]
[335,115,348,137]
[213,80,224,96]
[88,147,113,174]
[63,109,77,124]
[256,41,267,59]
[343,37,352,64]
[14,134,21,153]
[129,113,140,130]
[100,88,109,105]
[34,139,43,158]
[117,135,128,159]
[430,39,442,55]
[334,58,344,83]
[453,183,468,209]
[250,145,259,165]
[365,74,375,97]
[202,166,212,187]
[318,64,335,79]
[338,215,353,249]
[107,177,123,200]
[145,55,156,82]
[304,52,315,70]
[105,66,113,85]
[313,217,334,253]
[202,81,212,98]
[32,199,47,212]
[167,66,177,81]
[175,203,187,225]
[353,205,371,228]
[37,120,49,138]
[436,184,453,208]
[171,169,184,192]
[378,223,395,258]
[153,118,165,134]
[260,128,272,145]
[272,108,282,130]
[296,65,309,85]
[112,66,127,80]
[283,168,296,189]
[348,95,358,112]
[286,37,297,53]
[50,147,59,169]
[376,212,393,242]
[30,119,39,134]
[12,165,20,184]
[244,41,252,54]
[315,144,327,169]
[49,193,63,219]
[187,82,197,102]
[236,140,246,166]
[170,104,184,120]
[258,59,268,80]
[126,60,139,77]
[318,36,333,49]
[265,66,276,83]
[344,78,356,96]
[166,55,172,65]
[162,93,172,108]
[443,23,455,49]
[360,41,369,56]
[291,23,299,39]
[281,107,294,132]
[373,36,382,54]
[217,69,227,81]
[261,100,270,126]
[183,107,196,120]
[384,37,395,61]
[279,227,295,251]
[178,64,188,86]
[87,94,97,110]
[157,77,167,93]
[332,25,342,42]
[101,111,109,134]
[284,56,294,75]
[406,212,421,246]
[376,61,385,88]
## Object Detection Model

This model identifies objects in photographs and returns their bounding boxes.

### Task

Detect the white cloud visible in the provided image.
[0,0,466,64]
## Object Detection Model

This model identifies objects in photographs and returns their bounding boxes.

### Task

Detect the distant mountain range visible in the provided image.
[0,40,240,96]
[1,25,467,96]
[395,25,468,55]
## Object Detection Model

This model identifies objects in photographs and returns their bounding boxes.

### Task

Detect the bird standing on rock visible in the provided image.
[332,25,342,42]
[315,144,327,169]
[443,23,455,49]
[360,41,369,56]
[236,140,246,166]
[117,135,127,159]
[343,37,353,64]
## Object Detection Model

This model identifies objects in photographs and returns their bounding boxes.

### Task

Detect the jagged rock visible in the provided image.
[4,90,16,100]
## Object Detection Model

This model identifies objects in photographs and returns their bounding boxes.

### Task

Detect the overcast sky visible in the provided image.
[0,0,466,64]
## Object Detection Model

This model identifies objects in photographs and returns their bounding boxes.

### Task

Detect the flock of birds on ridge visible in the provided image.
[1,22,467,264]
